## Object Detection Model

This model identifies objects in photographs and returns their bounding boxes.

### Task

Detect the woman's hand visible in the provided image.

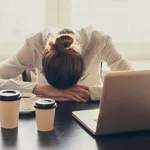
[33,84,90,102]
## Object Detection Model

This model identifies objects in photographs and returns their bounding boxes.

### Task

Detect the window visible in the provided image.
[0,0,46,43]
[71,0,150,59]
[72,0,150,42]
[1,0,150,60]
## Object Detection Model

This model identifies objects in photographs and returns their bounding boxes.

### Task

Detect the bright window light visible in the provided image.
[72,0,150,42]
[0,0,46,43]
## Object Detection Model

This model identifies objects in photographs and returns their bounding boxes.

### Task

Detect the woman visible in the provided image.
[0,26,133,102]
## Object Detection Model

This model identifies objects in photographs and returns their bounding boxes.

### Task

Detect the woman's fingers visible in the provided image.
[50,97,80,102]
[56,91,80,102]
[76,84,89,90]
[48,88,81,102]
[34,85,87,102]
[63,91,86,103]
[69,86,90,96]
[43,85,87,102]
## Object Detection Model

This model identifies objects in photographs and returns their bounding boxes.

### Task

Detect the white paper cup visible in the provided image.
[20,93,36,112]
[34,99,57,132]
[0,90,21,129]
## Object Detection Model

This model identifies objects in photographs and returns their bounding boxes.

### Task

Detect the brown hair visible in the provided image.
[42,31,85,89]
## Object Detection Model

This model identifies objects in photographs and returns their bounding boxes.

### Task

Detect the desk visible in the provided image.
[0,101,150,150]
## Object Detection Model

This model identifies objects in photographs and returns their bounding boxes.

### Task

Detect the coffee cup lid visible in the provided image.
[0,89,21,101]
[34,99,57,109]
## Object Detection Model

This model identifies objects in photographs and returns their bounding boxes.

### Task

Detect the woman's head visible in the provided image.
[42,29,85,89]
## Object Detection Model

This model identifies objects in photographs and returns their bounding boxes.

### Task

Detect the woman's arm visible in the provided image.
[0,39,90,102]
[0,40,36,78]
[98,35,133,71]
[88,33,133,101]
[0,40,37,93]
[0,79,37,93]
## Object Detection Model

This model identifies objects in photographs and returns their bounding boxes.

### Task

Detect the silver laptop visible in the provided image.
[72,70,150,135]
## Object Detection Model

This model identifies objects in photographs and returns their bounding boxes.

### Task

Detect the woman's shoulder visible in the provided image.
[26,27,61,45]
[77,25,108,37]
[24,27,60,53]
[76,25,109,51]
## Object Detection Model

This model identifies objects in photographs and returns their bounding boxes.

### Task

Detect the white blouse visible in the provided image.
[0,26,133,100]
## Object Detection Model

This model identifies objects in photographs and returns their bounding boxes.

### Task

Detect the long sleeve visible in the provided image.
[0,79,36,93]
[0,40,37,93]
[98,36,133,71]
[88,85,103,101]
[88,34,133,101]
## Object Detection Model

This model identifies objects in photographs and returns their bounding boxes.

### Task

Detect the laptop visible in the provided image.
[72,70,150,135]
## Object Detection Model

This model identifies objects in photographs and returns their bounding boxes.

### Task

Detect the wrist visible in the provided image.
[33,84,45,95]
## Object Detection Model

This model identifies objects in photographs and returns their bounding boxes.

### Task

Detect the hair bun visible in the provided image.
[53,35,74,52]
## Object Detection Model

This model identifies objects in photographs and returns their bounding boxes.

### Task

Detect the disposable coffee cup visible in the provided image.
[34,99,57,132]
[0,90,21,129]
